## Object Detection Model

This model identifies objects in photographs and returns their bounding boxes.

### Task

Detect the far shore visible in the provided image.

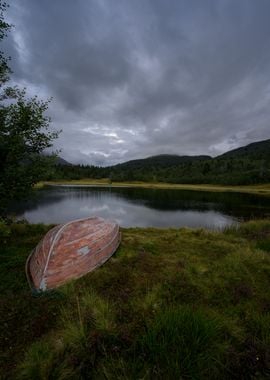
[36,179,270,196]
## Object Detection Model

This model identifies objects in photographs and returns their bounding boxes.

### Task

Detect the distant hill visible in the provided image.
[217,139,270,160]
[55,156,72,166]
[110,139,270,170]
[112,154,211,170]
[51,138,270,185]
[105,140,270,184]
[41,153,72,166]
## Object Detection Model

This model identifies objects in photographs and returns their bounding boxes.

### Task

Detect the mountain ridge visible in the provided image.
[53,138,270,186]
[112,154,211,170]
[112,138,270,168]
[217,138,270,159]
[56,138,270,167]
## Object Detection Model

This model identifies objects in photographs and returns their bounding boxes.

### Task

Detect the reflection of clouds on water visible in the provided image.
[79,204,110,214]
[109,201,234,229]
[20,187,238,229]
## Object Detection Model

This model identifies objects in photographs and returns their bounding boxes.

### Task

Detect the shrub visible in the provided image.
[0,219,11,242]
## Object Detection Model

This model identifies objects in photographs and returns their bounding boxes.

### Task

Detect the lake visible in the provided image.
[12,185,270,229]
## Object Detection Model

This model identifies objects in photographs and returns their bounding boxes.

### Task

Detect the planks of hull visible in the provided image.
[26,217,121,292]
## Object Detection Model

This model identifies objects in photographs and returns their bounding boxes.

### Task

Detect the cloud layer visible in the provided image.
[4,0,270,165]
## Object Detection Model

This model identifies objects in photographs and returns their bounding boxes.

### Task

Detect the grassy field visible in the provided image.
[1,221,270,379]
[38,179,270,197]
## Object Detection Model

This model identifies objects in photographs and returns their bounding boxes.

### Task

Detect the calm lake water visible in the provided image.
[12,185,270,229]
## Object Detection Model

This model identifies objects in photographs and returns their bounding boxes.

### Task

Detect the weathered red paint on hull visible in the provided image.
[26,217,121,292]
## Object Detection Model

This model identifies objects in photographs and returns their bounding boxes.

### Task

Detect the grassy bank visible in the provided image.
[1,221,270,379]
[38,179,270,197]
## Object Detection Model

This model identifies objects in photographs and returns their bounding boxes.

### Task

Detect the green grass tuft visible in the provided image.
[18,340,55,380]
[138,307,228,379]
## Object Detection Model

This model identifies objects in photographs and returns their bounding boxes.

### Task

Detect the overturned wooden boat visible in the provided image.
[26,217,121,292]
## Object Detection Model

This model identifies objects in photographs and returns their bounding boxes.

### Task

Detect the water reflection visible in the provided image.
[12,185,270,228]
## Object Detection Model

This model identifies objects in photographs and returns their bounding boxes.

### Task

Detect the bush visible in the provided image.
[0,219,11,241]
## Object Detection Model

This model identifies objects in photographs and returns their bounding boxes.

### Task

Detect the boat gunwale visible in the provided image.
[25,249,38,294]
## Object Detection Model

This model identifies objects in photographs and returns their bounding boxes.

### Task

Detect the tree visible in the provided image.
[0,1,59,214]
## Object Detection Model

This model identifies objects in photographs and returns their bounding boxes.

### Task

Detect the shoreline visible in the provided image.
[37,180,270,197]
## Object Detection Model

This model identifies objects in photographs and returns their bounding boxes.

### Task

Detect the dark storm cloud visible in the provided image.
[3,0,270,164]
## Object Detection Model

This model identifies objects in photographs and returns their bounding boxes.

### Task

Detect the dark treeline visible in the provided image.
[47,139,270,185]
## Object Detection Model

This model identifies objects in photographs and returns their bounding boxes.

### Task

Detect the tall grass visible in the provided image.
[17,288,116,379]
[19,341,55,380]
[138,306,228,379]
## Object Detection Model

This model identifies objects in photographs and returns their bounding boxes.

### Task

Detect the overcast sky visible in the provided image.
[3,0,270,165]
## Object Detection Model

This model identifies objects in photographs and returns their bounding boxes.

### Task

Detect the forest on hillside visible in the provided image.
[48,139,270,186]
[48,156,269,185]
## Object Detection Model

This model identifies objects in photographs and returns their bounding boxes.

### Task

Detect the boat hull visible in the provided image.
[26,217,121,292]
